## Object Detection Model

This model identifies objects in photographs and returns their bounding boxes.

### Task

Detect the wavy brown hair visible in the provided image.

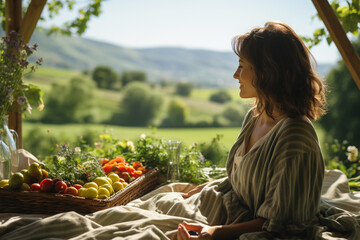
[232,21,327,120]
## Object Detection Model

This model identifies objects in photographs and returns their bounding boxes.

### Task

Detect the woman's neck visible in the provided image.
[258,110,286,126]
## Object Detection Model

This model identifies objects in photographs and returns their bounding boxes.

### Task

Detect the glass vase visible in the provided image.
[0,115,19,180]
[167,140,181,182]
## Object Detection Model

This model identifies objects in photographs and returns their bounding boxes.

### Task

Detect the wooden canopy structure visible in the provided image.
[5,0,360,148]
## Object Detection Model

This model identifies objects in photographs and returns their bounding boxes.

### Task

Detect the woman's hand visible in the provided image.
[177,221,220,240]
[182,182,208,198]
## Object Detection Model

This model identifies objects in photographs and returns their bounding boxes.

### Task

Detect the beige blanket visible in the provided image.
[0,170,360,240]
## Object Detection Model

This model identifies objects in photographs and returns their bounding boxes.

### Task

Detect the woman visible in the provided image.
[177,21,327,239]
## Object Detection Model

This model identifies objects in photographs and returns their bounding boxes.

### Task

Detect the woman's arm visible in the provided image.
[177,218,265,240]
[182,182,210,198]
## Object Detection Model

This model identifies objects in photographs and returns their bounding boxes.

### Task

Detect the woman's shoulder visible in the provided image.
[274,117,320,153]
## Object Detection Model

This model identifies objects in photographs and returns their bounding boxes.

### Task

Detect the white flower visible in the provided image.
[347,146,358,162]
[140,134,146,139]
[26,103,32,113]
[347,146,358,155]
[127,141,135,151]
[74,147,81,154]
[94,142,101,149]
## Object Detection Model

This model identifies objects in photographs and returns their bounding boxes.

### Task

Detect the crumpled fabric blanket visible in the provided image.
[0,170,359,240]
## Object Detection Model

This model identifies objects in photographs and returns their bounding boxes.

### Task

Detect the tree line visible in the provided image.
[35,65,248,129]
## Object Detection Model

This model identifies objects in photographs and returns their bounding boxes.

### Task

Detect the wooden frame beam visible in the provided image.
[312,0,360,89]
[19,0,47,43]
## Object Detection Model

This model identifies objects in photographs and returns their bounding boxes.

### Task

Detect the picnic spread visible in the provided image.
[0,136,360,239]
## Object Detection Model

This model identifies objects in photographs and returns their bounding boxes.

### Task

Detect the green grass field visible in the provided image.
[23,122,240,150]
[23,122,326,152]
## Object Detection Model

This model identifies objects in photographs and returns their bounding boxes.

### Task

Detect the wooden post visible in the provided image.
[6,0,23,148]
[6,0,47,149]
[312,0,360,90]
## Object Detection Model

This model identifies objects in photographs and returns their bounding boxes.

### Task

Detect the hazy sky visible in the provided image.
[41,0,346,64]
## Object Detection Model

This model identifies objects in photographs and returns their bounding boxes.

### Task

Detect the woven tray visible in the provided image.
[0,168,159,215]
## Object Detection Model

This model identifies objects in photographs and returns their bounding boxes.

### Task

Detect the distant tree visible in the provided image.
[209,89,232,103]
[161,99,189,127]
[121,71,147,87]
[41,77,95,123]
[92,65,118,89]
[175,82,192,96]
[112,82,163,126]
[319,37,360,147]
[222,104,247,126]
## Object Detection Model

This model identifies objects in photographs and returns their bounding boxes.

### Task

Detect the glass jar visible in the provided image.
[0,115,18,180]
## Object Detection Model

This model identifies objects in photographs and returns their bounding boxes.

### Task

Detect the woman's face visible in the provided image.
[233,56,257,99]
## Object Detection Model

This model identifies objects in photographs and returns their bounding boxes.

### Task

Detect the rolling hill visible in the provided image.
[1,28,334,87]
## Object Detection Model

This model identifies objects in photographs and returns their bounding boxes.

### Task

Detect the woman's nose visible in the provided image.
[233,69,239,79]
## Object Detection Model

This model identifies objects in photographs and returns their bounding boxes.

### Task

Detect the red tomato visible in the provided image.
[30,183,41,192]
[54,180,67,193]
[72,184,83,190]
[40,178,54,192]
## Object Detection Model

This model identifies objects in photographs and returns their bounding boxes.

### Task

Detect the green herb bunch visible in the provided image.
[45,144,105,184]
[123,135,168,174]
[0,31,44,118]
[82,133,136,160]
[179,143,209,184]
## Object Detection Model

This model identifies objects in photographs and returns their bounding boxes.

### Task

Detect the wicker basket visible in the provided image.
[0,169,159,215]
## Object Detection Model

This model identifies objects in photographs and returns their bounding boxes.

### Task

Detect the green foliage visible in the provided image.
[161,99,189,127]
[41,77,96,123]
[319,37,360,147]
[112,82,163,126]
[44,144,106,184]
[324,139,360,183]
[197,134,228,167]
[209,89,232,104]
[0,1,104,36]
[304,0,360,48]
[66,131,210,184]
[121,71,147,87]
[92,65,118,89]
[175,82,193,96]
[221,104,244,126]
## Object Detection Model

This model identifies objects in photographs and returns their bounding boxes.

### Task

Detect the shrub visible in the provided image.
[222,103,248,126]
[41,77,96,124]
[209,89,232,103]
[92,65,118,89]
[161,99,189,127]
[112,82,163,126]
[175,82,192,96]
[121,71,147,87]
